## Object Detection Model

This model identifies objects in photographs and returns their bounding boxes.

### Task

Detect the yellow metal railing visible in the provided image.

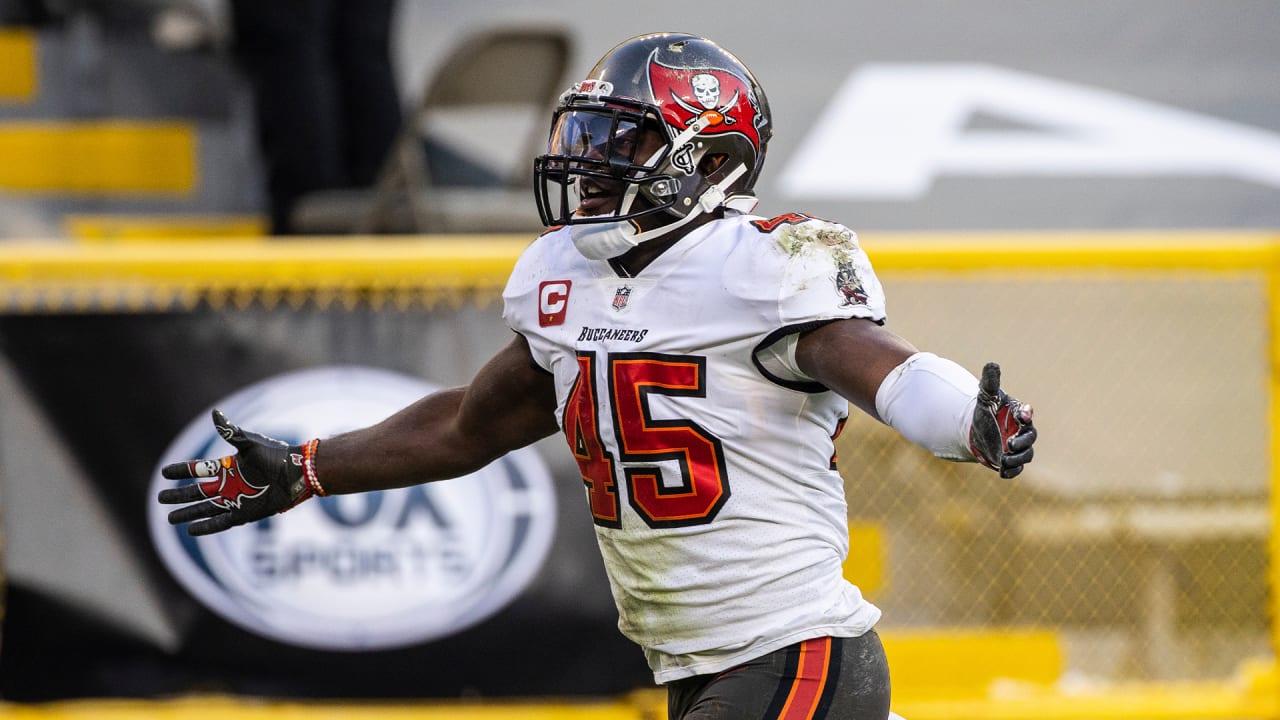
[2,231,1275,295]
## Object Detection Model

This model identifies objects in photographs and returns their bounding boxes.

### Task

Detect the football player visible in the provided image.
[160,33,1036,720]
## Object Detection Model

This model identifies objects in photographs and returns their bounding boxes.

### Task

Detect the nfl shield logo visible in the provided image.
[612,285,632,311]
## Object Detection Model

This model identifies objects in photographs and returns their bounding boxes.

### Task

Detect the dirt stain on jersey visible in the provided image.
[776,221,869,304]
[776,222,858,266]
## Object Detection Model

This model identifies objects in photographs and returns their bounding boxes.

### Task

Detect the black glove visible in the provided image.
[157,409,318,536]
[968,362,1036,479]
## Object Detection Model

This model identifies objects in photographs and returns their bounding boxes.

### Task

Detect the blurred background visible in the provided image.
[0,1,1277,718]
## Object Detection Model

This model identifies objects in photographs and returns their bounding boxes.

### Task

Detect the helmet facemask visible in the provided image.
[534,95,683,229]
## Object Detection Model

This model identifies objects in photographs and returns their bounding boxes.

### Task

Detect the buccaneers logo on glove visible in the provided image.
[183,456,269,510]
[158,409,317,536]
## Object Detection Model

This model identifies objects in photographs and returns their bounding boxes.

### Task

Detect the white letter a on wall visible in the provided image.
[779,64,1280,200]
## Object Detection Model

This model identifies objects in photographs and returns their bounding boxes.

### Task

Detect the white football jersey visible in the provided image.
[502,212,887,683]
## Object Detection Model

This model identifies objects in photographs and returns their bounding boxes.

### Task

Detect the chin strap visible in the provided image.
[723,194,760,214]
[570,163,752,261]
[694,163,747,212]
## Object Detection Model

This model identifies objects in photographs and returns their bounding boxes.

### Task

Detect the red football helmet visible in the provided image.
[534,32,773,231]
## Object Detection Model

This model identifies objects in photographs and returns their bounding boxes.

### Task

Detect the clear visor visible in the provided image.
[547,109,662,170]
[534,104,675,227]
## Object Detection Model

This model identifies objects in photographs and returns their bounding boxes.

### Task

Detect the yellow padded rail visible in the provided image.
[0,232,1277,312]
[0,681,1273,720]
[0,28,37,103]
[2,231,1275,281]
[0,121,196,193]
[0,697,646,720]
[0,236,532,311]
[0,236,528,283]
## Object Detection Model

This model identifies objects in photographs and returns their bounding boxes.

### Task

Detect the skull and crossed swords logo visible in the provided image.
[670,72,740,128]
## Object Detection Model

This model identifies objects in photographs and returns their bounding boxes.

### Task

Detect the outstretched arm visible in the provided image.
[159,334,560,534]
[317,333,560,493]
[795,317,1036,477]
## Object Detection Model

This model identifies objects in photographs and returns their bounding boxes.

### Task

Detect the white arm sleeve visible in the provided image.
[874,352,980,462]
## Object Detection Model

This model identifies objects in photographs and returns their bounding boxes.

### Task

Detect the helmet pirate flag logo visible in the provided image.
[647,52,762,149]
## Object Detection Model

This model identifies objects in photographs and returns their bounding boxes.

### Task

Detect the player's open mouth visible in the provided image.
[577,179,621,215]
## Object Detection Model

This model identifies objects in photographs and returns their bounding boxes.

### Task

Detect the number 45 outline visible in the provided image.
[563,350,730,529]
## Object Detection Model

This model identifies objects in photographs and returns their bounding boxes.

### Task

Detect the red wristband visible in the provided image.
[302,438,327,496]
